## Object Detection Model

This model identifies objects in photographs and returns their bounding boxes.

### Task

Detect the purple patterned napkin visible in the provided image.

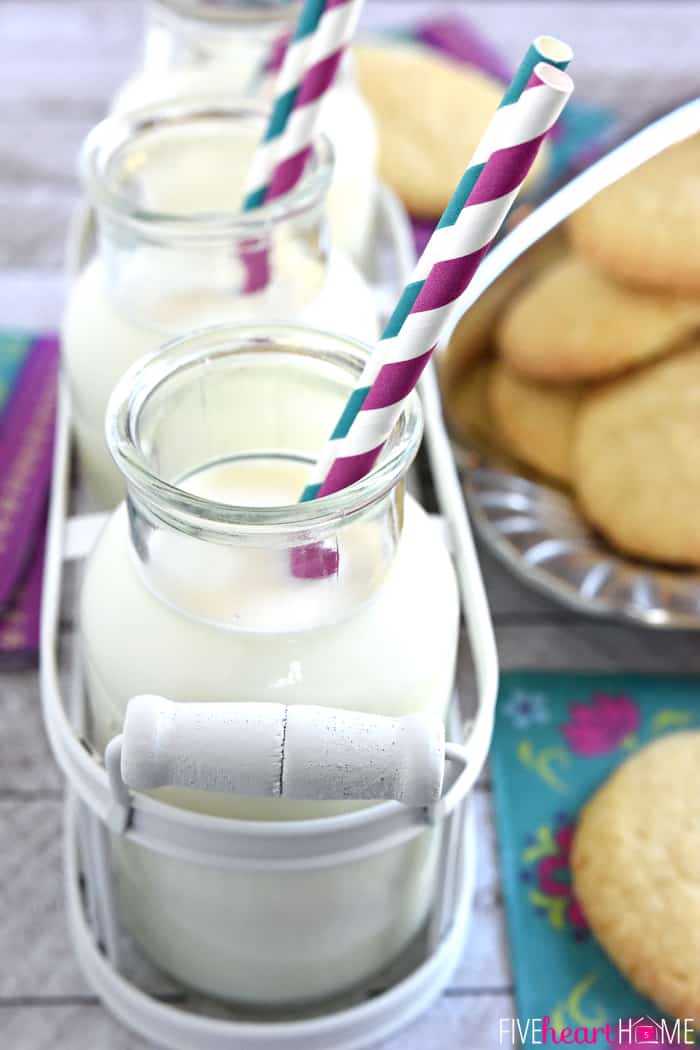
[0,333,58,668]
[414,15,511,83]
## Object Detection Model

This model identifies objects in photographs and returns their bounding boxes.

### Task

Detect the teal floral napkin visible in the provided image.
[491,671,700,1037]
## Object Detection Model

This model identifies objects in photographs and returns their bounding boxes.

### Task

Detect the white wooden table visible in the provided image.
[1,3,699,1047]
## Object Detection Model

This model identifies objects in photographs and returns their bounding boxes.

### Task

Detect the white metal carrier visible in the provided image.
[40,185,499,1050]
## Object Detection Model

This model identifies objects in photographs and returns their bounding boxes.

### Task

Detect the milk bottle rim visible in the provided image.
[106,323,424,543]
[150,0,301,28]
[79,97,334,240]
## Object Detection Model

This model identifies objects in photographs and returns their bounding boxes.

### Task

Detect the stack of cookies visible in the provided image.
[444,134,700,568]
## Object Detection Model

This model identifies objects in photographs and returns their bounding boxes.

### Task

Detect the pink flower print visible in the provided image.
[566,896,587,932]
[561,693,639,756]
[536,823,588,936]
[523,817,588,939]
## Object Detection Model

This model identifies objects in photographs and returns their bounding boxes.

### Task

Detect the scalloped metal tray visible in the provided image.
[441,98,700,629]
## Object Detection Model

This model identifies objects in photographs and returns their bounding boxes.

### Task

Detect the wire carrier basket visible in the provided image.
[39,185,499,1050]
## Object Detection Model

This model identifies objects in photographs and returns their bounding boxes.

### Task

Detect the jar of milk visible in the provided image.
[62,99,378,506]
[82,323,460,1005]
[113,0,378,263]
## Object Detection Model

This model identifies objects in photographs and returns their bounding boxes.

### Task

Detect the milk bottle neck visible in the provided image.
[142,2,357,95]
[144,1,300,78]
[106,326,424,632]
[79,100,334,333]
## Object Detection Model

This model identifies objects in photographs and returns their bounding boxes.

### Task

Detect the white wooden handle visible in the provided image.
[119,696,446,806]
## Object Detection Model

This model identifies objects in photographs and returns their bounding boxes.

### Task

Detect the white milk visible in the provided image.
[113,5,378,263]
[82,466,459,1004]
[79,322,460,1004]
[84,462,459,754]
[63,108,379,506]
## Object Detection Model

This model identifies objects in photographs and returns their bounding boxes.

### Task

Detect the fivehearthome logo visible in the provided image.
[498,1015,695,1046]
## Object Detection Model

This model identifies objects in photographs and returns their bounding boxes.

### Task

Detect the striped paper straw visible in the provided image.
[302,63,573,502]
[243,0,364,210]
[441,35,572,226]
[243,0,328,211]
[239,0,328,293]
[296,35,571,454]
[240,0,364,292]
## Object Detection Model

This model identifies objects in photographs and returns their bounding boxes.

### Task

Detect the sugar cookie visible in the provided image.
[445,358,497,447]
[498,255,700,382]
[573,345,700,565]
[572,731,700,1023]
[489,361,582,483]
[568,134,700,294]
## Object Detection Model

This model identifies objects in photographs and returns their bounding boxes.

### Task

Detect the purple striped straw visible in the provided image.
[305,63,573,501]
[244,0,365,208]
[241,0,365,292]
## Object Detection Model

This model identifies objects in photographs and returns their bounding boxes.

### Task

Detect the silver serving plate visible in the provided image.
[441,97,700,629]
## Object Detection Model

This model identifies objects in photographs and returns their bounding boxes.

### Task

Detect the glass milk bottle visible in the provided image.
[62,99,378,506]
[81,323,460,1005]
[113,0,378,262]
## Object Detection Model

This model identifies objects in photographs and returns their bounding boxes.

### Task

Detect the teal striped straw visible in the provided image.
[387,35,573,337]
[439,34,573,228]
[300,35,572,502]
[243,0,329,211]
